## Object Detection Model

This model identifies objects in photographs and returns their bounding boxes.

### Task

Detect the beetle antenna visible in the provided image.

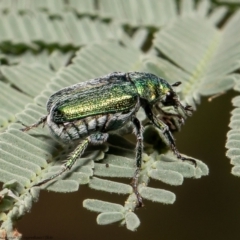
[172,82,181,87]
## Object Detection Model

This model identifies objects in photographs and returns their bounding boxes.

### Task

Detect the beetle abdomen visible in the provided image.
[47,110,136,143]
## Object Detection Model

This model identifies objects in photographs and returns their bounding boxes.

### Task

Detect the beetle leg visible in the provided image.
[131,117,144,208]
[144,105,197,166]
[33,137,90,187]
[89,132,109,144]
[33,133,109,187]
[21,115,48,132]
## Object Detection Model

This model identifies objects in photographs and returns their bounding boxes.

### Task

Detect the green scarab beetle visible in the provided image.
[22,72,195,207]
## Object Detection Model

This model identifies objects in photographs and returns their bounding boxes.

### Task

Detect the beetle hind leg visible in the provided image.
[33,137,90,187]
[32,132,109,187]
[131,117,144,208]
[21,115,48,132]
[89,132,109,144]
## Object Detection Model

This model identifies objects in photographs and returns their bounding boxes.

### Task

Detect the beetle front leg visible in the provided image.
[144,105,197,166]
[163,127,197,166]
[131,117,144,208]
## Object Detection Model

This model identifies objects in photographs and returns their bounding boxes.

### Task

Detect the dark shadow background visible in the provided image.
[18,90,240,240]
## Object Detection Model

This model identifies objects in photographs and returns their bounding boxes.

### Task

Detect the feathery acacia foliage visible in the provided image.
[0,0,239,238]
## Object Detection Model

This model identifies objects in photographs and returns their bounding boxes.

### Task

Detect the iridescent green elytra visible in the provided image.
[22,72,195,207]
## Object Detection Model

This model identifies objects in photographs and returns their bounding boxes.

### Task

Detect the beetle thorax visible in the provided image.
[128,72,171,104]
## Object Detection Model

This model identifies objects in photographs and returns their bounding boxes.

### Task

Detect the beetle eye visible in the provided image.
[163,91,177,106]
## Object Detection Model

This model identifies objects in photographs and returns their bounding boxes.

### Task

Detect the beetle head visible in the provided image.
[160,82,193,117]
